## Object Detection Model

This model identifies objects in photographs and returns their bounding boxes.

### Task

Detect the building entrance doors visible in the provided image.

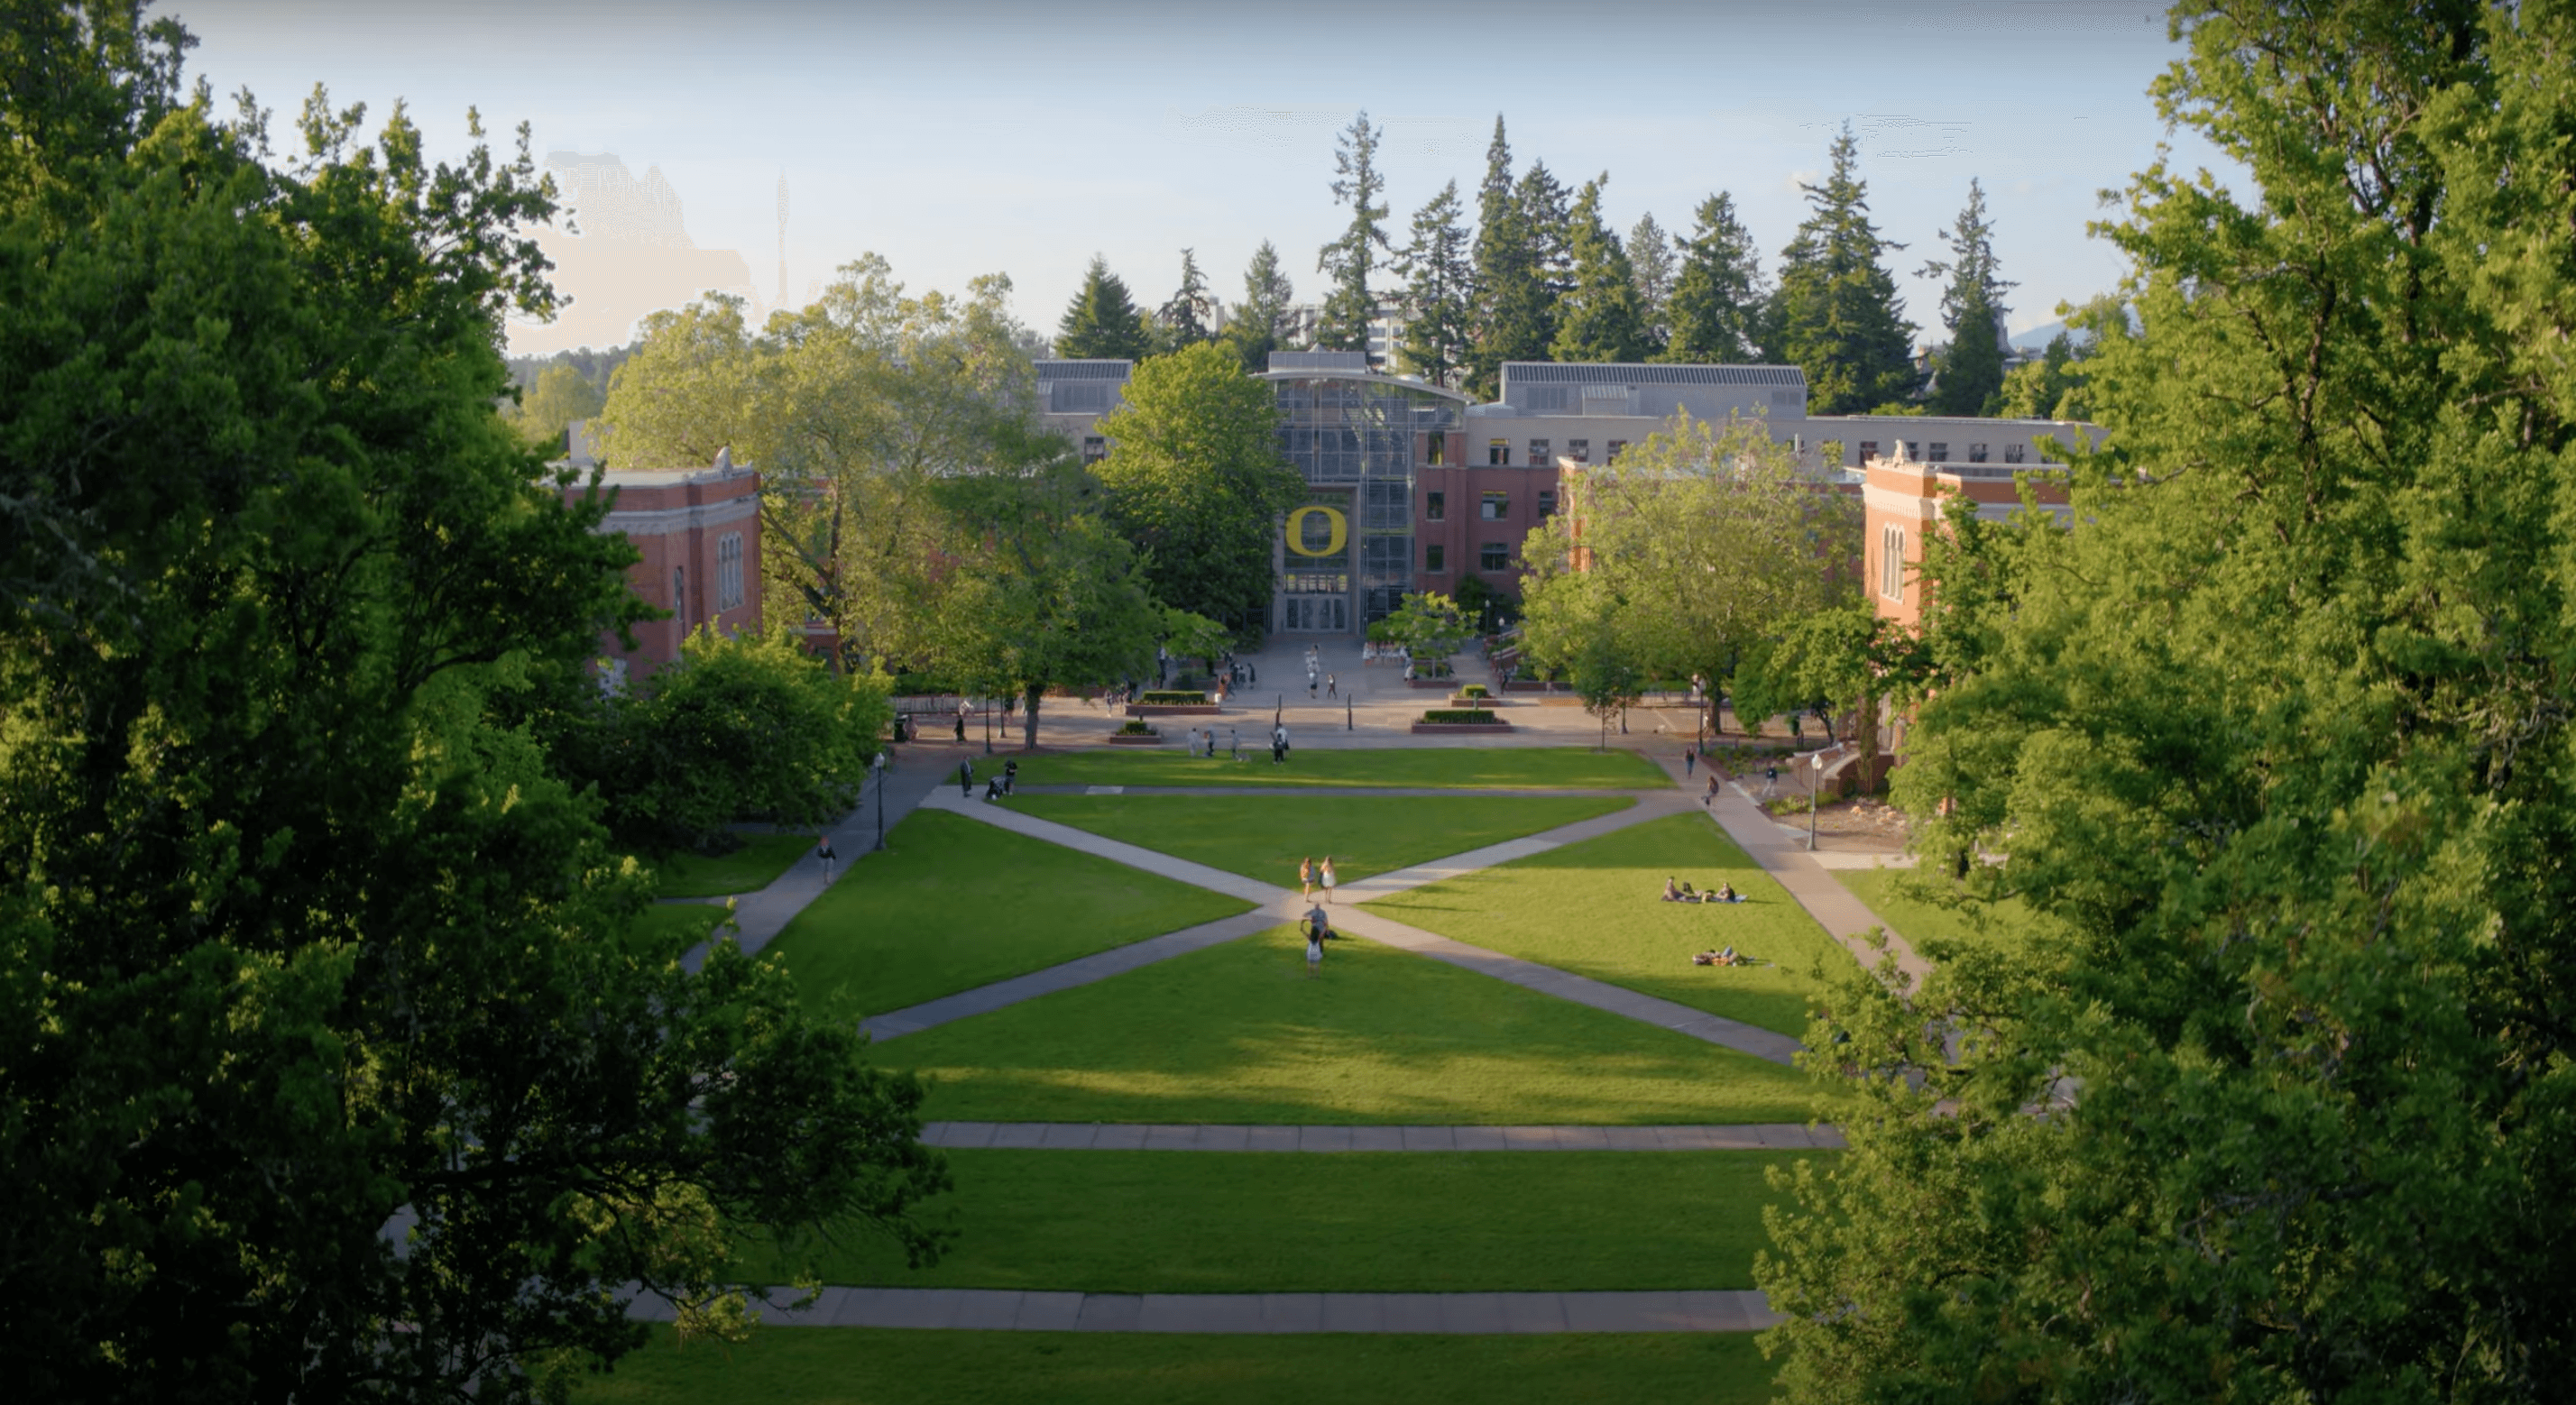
[1281,596,1348,632]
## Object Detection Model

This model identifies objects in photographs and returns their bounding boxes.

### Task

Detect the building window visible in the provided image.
[1480,491,1509,520]
[1424,543,1447,572]
[1528,438,1550,465]
[716,532,745,611]
[1968,442,1990,463]
[1606,440,1626,463]
[1425,491,1446,522]
[1426,433,1445,466]
[1928,442,1948,462]
[2003,443,2026,464]
[1480,541,1511,572]
[1537,490,1557,521]
[1881,525,1906,601]
[1569,439,1591,464]
[1081,436,1107,464]
[673,566,685,631]
[1860,440,1881,463]
[1488,438,1510,465]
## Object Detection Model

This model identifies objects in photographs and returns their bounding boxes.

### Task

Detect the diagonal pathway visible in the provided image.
[1015,785,1653,799]
[860,911,1274,1041]
[909,789,1802,1064]
[1670,760,1930,985]
[924,1121,1843,1151]
[630,1286,1782,1334]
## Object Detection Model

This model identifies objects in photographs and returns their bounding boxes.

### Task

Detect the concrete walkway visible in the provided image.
[631,1286,1781,1334]
[860,910,1274,1042]
[924,1121,1843,1151]
[1663,760,1930,985]
[913,790,1802,1065]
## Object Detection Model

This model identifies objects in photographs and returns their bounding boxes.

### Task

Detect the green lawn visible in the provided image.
[649,833,814,898]
[1834,865,2056,960]
[750,1148,1807,1292]
[1006,793,1633,886]
[577,1327,1780,1405]
[887,925,1841,1125]
[1004,746,1669,791]
[1365,813,1847,1038]
[762,811,1252,1019]
[633,903,726,947]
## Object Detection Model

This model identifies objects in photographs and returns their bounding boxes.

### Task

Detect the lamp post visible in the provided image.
[1808,749,1824,852]
[872,750,890,851]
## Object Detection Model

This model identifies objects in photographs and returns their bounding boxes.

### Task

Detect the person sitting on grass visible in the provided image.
[1678,879,1699,901]
[1662,877,1685,902]
[1715,883,1739,903]
[1691,946,1742,967]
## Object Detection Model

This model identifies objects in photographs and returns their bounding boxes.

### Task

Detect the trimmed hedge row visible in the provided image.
[1138,690,1208,705]
[1421,709,1500,724]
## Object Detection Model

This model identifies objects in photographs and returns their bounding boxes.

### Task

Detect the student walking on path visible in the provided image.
[1326,673,1337,698]
[958,758,974,797]
[1300,856,1315,902]
[1002,759,1018,794]
[816,835,837,881]
[1685,745,1696,777]
[1705,774,1721,807]
[1319,856,1339,905]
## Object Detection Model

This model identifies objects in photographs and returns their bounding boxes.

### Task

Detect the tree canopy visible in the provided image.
[1920,178,2012,416]
[1659,192,1768,366]
[1223,238,1296,373]
[1549,174,1651,363]
[1771,125,1916,413]
[1152,246,1217,353]
[1315,111,1391,363]
[0,10,944,1400]
[1762,4,2576,1397]
[1394,179,1474,388]
[1053,253,1151,361]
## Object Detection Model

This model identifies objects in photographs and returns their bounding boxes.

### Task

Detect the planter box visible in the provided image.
[1107,730,1164,745]
[1127,702,1222,716]
[1446,694,1503,709]
[1411,721,1515,734]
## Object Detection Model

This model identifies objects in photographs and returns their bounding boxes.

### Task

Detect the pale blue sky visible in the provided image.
[179,0,2233,356]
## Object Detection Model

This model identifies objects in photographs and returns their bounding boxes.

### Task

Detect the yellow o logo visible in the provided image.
[1285,505,1348,558]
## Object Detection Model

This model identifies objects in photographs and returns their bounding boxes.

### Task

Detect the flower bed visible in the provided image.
[1108,722,1163,745]
[1421,709,1499,724]
[1138,690,1210,705]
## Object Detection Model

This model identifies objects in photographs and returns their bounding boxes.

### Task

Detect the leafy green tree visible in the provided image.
[0,16,944,1402]
[1315,110,1391,363]
[1090,340,1302,632]
[1394,179,1474,387]
[1994,295,2127,419]
[512,360,605,447]
[1152,246,1216,354]
[552,627,892,855]
[1518,415,1857,707]
[1550,174,1650,363]
[1223,238,1296,372]
[1381,590,1470,659]
[1920,177,2013,416]
[1628,210,1676,354]
[1762,5,2576,1399]
[1659,192,1767,365]
[1771,124,1916,412]
[1728,604,1883,767]
[1054,253,1150,360]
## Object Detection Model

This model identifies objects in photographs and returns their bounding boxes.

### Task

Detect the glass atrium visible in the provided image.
[1263,353,1465,634]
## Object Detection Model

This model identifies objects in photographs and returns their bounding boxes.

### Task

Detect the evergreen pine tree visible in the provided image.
[1550,176,1650,363]
[1154,247,1218,354]
[1627,211,1676,354]
[1660,192,1768,364]
[1315,111,1391,363]
[1394,179,1474,387]
[1223,240,1296,373]
[1769,124,1917,413]
[1463,115,1529,399]
[1919,178,2014,416]
[1516,161,1574,298]
[1055,254,1151,361]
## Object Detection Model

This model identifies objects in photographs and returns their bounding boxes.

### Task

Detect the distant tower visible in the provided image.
[775,171,790,311]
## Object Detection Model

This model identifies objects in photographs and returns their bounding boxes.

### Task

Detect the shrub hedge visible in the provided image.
[1421,709,1500,724]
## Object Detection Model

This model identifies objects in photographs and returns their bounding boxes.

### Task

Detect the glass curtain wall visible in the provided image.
[1269,373,1462,634]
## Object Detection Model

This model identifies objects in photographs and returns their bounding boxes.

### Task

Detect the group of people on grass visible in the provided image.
[1661,876,1742,905]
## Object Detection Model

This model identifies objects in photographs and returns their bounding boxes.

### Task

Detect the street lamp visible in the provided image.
[1808,748,1825,852]
[872,750,890,852]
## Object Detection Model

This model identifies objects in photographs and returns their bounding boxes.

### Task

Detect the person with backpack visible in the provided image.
[816,834,837,882]
[958,758,974,797]
[1002,758,1018,794]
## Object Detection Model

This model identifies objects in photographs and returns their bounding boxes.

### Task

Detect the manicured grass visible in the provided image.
[633,903,726,947]
[1834,866,2056,960]
[1364,813,1848,1038]
[577,1327,1780,1405]
[763,811,1252,1020]
[750,1148,1808,1292]
[1005,746,1669,790]
[1007,793,1632,885]
[649,833,814,897]
[887,925,1840,1125]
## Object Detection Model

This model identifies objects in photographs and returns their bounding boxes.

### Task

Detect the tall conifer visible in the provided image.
[1550,176,1649,363]
[1770,125,1916,412]
[1628,211,1676,354]
[1153,247,1218,354]
[1919,178,2013,416]
[1660,192,1768,364]
[1224,241,1296,372]
[1394,180,1474,387]
[1464,115,1527,399]
[1315,111,1391,363]
[1055,254,1150,361]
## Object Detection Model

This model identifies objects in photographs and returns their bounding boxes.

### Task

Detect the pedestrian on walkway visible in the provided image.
[952,705,966,743]
[1685,744,1697,777]
[1327,673,1337,698]
[1319,855,1339,905]
[1705,774,1721,807]
[816,834,837,881]
[1300,856,1314,902]
[1308,672,1319,700]
[1003,758,1018,794]
[1762,763,1778,798]
[958,758,974,797]
[1229,727,1240,760]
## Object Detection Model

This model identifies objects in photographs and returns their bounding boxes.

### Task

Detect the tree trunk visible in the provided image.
[1021,684,1044,749]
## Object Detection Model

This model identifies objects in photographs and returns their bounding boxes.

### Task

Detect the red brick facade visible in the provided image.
[563,461,761,684]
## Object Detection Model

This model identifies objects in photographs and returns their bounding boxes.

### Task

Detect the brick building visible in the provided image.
[559,430,762,686]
